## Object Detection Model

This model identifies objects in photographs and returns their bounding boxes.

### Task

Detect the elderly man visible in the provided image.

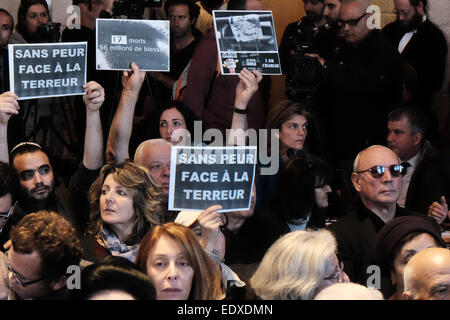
[402,247,450,300]
[383,0,447,111]
[328,145,421,285]
[315,0,402,175]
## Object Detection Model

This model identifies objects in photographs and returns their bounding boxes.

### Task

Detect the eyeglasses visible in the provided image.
[324,261,345,282]
[5,250,49,287]
[0,201,17,232]
[337,13,368,28]
[355,164,405,179]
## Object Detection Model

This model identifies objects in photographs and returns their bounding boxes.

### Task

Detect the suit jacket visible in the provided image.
[382,19,448,108]
[327,200,420,286]
[405,144,450,215]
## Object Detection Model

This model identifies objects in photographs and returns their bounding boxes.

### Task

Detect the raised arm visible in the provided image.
[0,92,19,164]
[82,81,105,170]
[227,68,262,146]
[106,62,146,163]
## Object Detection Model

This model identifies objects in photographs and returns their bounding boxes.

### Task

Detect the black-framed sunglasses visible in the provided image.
[355,164,405,179]
[5,250,49,287]
[337,12,368,28]
[0,201,17,232]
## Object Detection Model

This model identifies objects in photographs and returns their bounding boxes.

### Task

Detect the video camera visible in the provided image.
[110,0,162,19]
[285,40,322,100]
[34,22,61,43]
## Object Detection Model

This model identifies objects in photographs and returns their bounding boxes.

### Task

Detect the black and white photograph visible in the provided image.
[96,18,169,71]
[8,42,87,100]
[213,10,281,75]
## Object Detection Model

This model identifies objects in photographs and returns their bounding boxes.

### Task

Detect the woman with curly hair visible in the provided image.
[82,161,167,263]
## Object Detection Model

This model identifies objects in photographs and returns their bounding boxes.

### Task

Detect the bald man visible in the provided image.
[328,145,424,286]
[316,0,402,173]
[402,247,450,300]
[134,139,172,196]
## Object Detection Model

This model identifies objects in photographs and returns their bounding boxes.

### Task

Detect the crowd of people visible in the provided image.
[0,0,449,301]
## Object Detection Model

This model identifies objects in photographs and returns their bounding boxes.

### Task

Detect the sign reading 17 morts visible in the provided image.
[96,19,169,71]
[169,146,257,212]
[8,42,87,100]
[213,10,281,75]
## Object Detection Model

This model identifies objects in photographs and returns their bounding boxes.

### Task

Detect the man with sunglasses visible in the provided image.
[5,210,82,300]
[313,0,402,180]
[382,0,447,113]
[328,145,425,287]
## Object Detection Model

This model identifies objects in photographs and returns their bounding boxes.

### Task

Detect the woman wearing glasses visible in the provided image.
[250,229,349,300]
[82,161,167,263]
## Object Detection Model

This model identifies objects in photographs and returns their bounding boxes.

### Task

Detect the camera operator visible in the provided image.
[9,0,55,44]
[279,0,340,104]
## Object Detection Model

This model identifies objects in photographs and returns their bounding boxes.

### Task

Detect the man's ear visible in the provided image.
[51,275,67,292]
[416,1,425,16]
[401,290,413,300]
[412,132,422,148]
[351,172,361,192]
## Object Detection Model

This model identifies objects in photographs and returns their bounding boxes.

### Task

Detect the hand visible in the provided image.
[122,62,145,94]
[235,68,262,110]
[197,205,224,252]
[305,53,325,67]
[83,81,105,112]
[0,92,19,126]
[428,196,449,224]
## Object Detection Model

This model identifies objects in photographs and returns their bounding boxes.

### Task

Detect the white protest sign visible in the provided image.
[169,146,257,212]
[8,42,87,100]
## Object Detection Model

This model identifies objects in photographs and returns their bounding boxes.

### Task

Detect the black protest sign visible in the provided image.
[8,42,87,100]
[213,10,281,75]
[96,19,169,71]
[169,146,257,212]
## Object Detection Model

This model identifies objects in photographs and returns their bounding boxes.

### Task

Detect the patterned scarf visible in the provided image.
[101,228,139,263]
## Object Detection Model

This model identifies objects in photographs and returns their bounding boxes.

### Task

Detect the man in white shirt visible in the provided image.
[382,0,447,112]
[387,107,449,217]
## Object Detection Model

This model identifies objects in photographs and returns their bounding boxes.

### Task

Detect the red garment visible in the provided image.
[182,29,268,134]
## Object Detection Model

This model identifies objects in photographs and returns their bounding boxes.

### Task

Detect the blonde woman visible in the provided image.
[250,229,349,300]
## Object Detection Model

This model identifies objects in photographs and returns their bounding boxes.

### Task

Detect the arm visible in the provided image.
[82,81,105,170]
[0,92,20,164]
[227,69,262,146]
[106,62,146,163]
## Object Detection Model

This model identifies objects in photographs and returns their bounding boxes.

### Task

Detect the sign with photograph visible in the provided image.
[213,10,281,75]
[96,18,170,71]
[169,146,257,212]
[8,42,87,100]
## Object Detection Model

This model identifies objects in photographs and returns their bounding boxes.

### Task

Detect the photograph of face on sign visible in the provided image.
[214,11,277,52]
[96,19,169,71]
[213,10,281,75]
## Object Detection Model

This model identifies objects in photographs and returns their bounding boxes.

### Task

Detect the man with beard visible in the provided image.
[0,82,105,245]
[382,0,447,112]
